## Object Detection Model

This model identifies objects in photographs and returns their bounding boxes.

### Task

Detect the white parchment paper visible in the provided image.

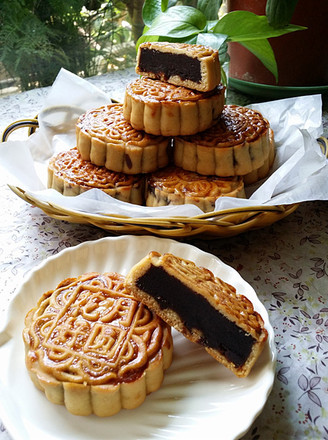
[0,68,327,218]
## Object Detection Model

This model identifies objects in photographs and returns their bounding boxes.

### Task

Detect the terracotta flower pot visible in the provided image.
[227,0,328,87]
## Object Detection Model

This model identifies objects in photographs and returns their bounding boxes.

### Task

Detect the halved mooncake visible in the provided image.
[125,252,268,378]
[146,166,245,212]
[48,148,145,204]
[174,105,272,177]
[76,103,171,174]
[136,42,221,92]
[123,77,225,136]
[23,272,173,416]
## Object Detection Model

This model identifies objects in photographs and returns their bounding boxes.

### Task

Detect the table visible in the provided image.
[0,68,327,440]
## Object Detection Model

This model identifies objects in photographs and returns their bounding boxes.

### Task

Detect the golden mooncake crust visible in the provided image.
[136,42,221,92]
[23,272,173,416]
[123,77,225,136]
[243,128,276,185]
[76,103,171,174]
[48,148,145,204]
[126,252,268,378]
[174,105,272,176]
[146,166,245,212]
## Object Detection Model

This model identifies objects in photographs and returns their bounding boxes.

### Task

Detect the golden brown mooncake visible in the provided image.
[23,272,173,416]
[126,252,268,378]
[136,42,221,92]
[174,105,272,177]
[47,148,145,204]
[123,77,225,136]
[76,103,171,174]
[146,166,245,212]
[243,127,276,185]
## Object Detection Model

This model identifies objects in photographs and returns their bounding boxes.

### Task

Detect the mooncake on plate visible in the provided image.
[126,252,268,378]
[23,272,173,416]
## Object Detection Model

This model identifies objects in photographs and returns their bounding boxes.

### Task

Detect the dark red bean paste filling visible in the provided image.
[139,48,202,83]
[136,265,255,368]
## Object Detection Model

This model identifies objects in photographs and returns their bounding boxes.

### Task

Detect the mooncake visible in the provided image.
[76,103,171,174]
[48,148,145,204]
[126,252,268,378]
[174,105,272,177]
[123,77,225,136]
[23,272,173,416]
[146,166,245,212]
[136,42,221,92]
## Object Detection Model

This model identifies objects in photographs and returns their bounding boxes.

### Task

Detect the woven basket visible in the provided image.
[2,119,327,238]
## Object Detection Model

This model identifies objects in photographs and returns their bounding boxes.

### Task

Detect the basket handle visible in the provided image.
[1,118,39,142]
[318,136,328,158]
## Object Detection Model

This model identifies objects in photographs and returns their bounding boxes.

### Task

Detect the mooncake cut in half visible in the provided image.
[23,272,173,416]
[174,105,272,176]
[126,252,268,378]
[136,42,221,92]
[76,103,171,174]
[146,166,245,212]
[48,148,145,204]
[123,77,225,136]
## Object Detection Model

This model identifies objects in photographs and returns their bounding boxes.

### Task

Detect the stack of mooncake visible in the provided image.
[48,42,275,212]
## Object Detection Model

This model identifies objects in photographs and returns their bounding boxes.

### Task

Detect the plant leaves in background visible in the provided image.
[142,0,169,27]
[196,32,227,51]
[197,0,222,21]
[266,0,299,28]
[237,38,278,81]
[143,6,207,39]
[213,10,305,41]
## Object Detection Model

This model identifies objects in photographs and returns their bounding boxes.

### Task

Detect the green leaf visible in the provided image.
[142,0,167,27]
[213,10,305,42]
[266,0,299,27]
[238,38,278,81]
[143,6,207,38]
[197,0,222,21]
[196,32,227,51]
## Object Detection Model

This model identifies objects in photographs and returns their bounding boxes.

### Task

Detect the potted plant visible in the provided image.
[227,0,328,97]
[136,0,305,90]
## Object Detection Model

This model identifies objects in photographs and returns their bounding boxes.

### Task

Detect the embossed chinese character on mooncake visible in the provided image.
[23,272,173,416]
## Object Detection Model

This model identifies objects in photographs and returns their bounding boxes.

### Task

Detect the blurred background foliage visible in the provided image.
[0,0,205,95]
[0,0,145,94]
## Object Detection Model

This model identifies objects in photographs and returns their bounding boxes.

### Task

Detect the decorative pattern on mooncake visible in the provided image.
[76,103,170,174]
[123,77,225,136]
[146,166,245,212]
[126,252,268,378]
[23,272,173,416]
[174,105,272,176]
[48,148,145,204]
[136,42,221,92]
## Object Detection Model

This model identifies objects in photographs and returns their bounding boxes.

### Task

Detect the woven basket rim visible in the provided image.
[3,119,327,237]
[8,184,300,237]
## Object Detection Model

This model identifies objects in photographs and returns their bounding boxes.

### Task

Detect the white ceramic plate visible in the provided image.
[0,236,276,440]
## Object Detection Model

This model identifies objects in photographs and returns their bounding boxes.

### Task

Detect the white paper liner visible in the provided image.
[0,68,327,219]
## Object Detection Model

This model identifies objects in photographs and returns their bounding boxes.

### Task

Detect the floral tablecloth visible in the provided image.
[0,70,327,440]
